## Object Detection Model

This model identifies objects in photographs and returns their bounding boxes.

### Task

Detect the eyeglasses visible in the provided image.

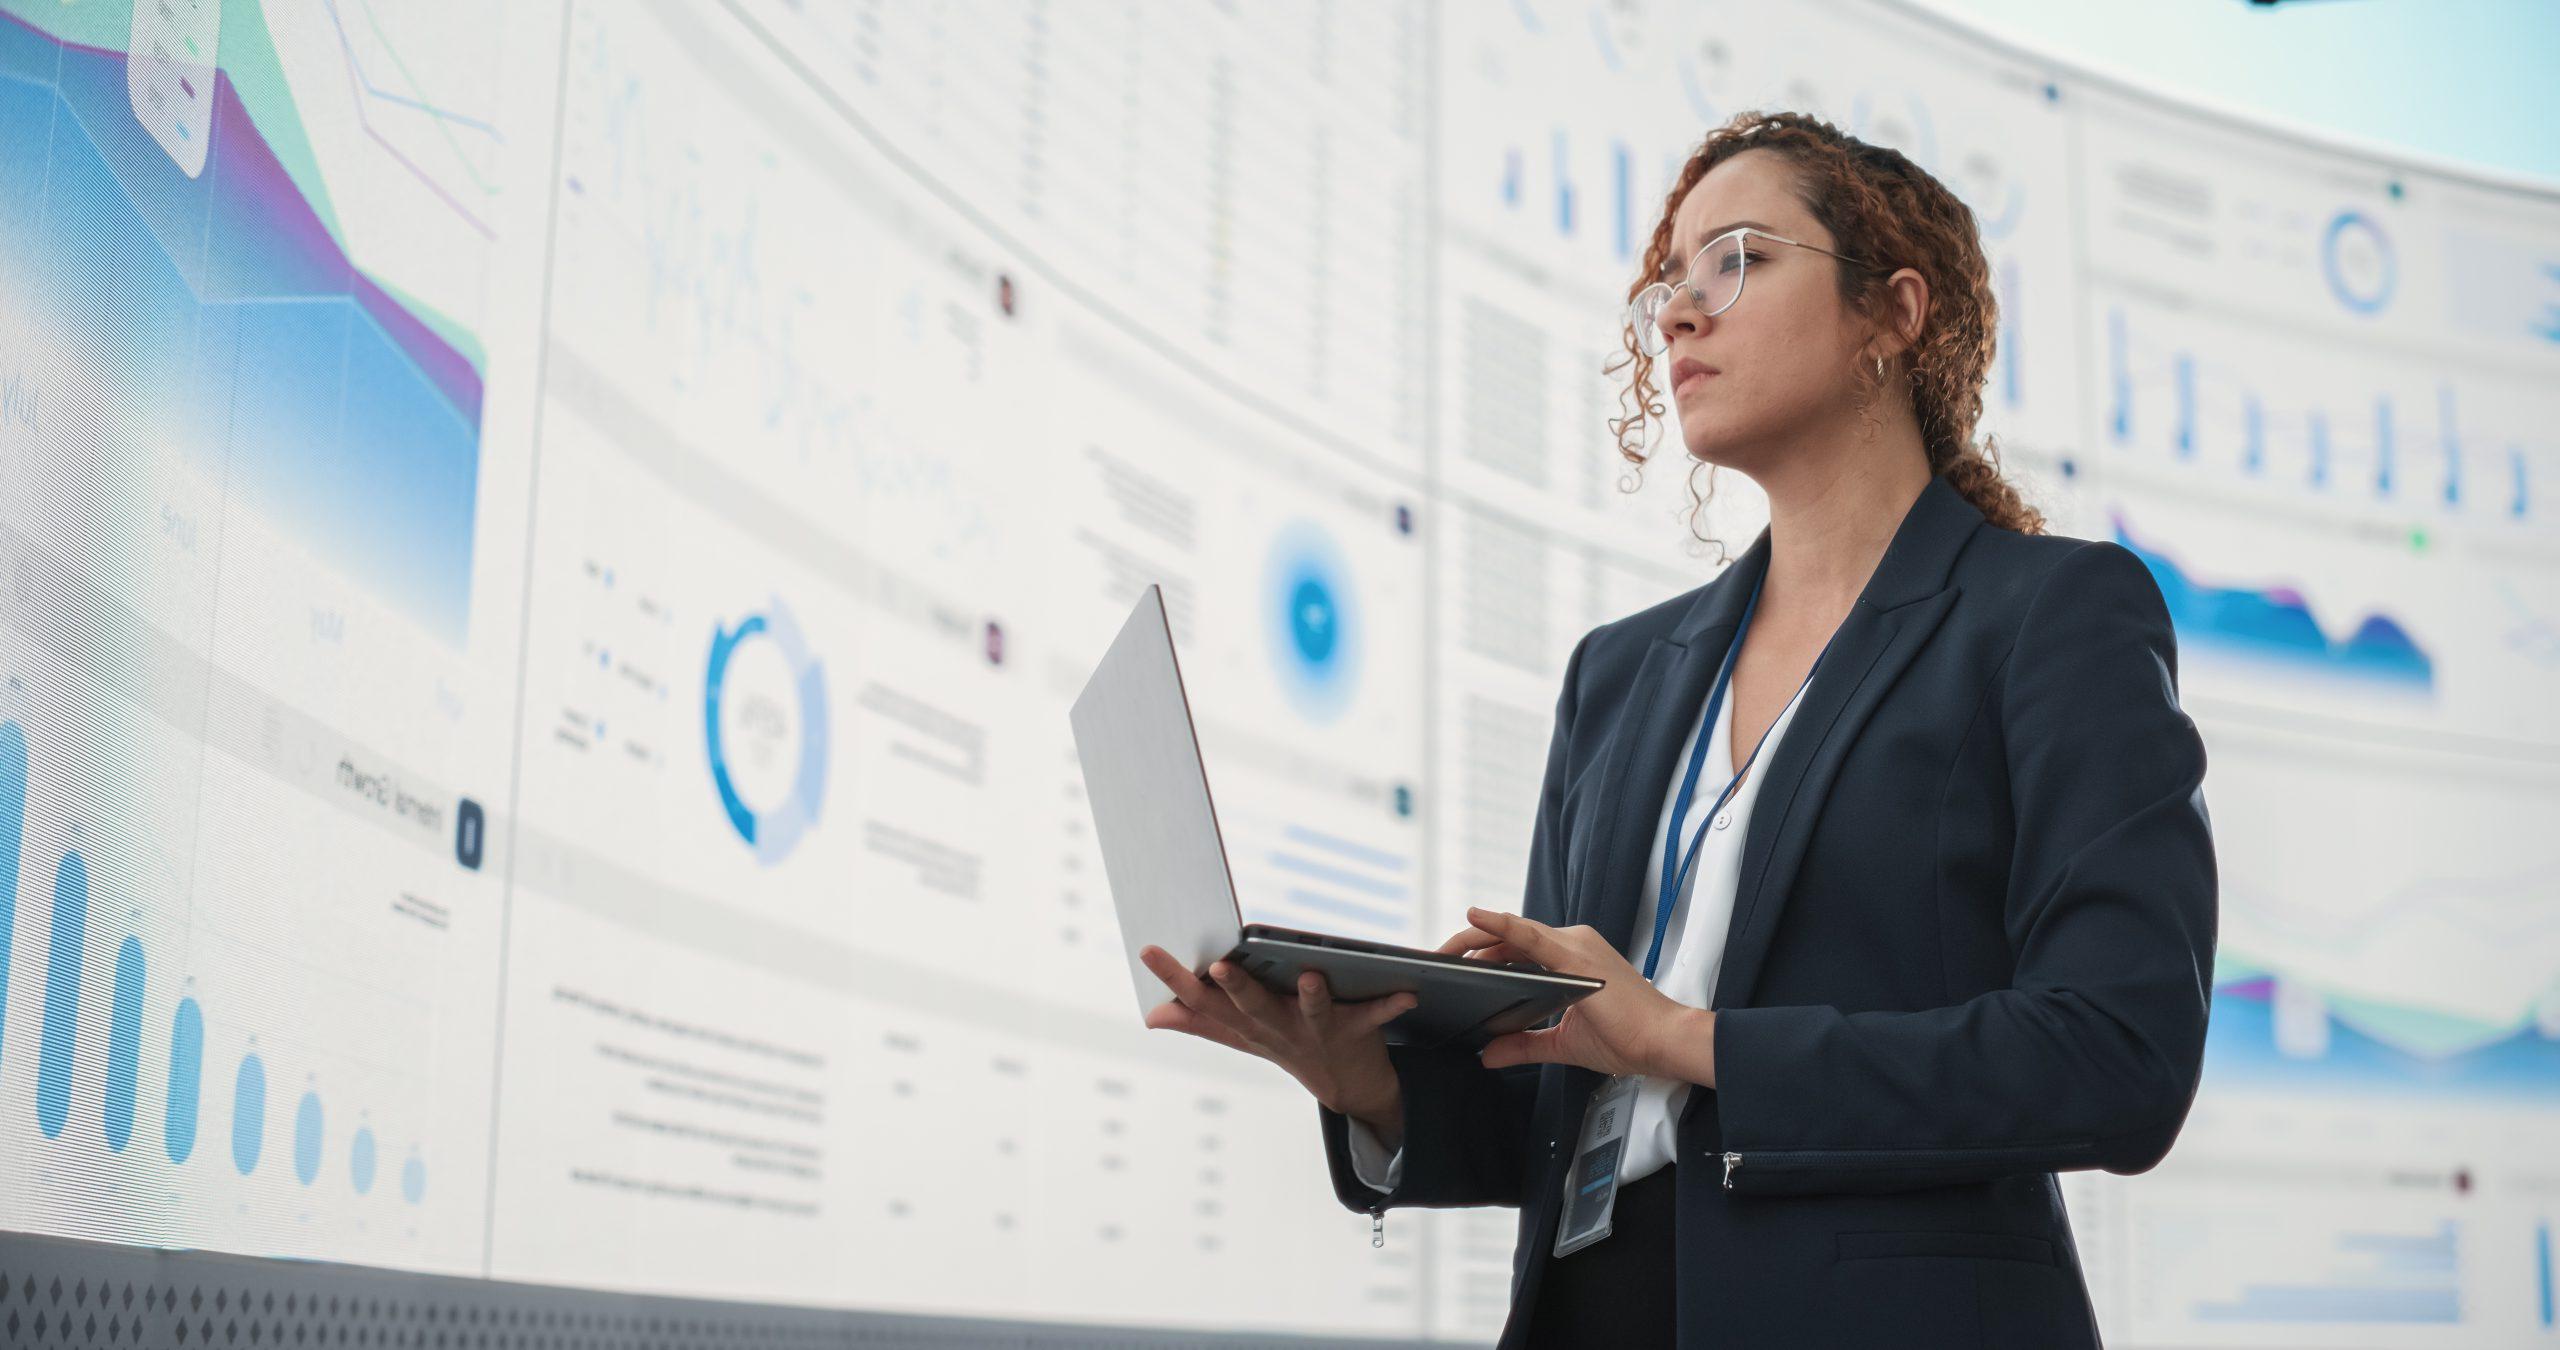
[1629,227,1869,356]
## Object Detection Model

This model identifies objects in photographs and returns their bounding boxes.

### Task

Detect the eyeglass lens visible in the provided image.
[1634,232,1752,354]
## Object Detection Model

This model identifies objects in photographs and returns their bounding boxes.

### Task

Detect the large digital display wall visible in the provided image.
[0,0,2552,1344]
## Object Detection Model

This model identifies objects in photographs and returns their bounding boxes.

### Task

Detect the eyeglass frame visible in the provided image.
[1629,226,1873,349]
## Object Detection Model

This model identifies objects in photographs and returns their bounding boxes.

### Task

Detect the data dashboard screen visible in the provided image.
[0,0,2553,1344]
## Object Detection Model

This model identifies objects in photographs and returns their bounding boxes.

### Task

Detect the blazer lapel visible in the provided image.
[1569,528,1772,956]
[1708,473,1984,1012]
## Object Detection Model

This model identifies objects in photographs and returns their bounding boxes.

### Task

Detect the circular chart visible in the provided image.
[2320,208,2396,314]
[705,597,831,866]
[1263,522,1363,724]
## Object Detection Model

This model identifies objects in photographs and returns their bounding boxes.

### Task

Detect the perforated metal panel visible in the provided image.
[0,1229,1455,1349]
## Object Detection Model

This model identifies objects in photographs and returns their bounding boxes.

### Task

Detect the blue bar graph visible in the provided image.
[2375,394,2395,495]
[2439,384,2461,506]
[1280,824,1409,872]
[2173,353,2196,458]
[1553,128,1573,235]
[1282,887,1401,931]
[1612,140,1631,260]
[35,850,88,1138]
[1269,850,1407,898]
[2194,1221,2462,1324]
[0,721,23,1065]
[2538,1219,2553,1328]
[2197,1286,2459,1323]
[166,996,203,1164]
[233,1052,267,1175]
[1264,823,1414,937]
[295,1090,324,1185]
[2108,308,2130,442]
[0,715,422,1204]
[2093,309,2534,522]
[1997,257,2022,409]
[104,935,144,1151]
[2242,395,2264,475]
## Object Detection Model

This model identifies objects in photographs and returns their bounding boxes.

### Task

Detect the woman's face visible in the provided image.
[1649,150,1872,470]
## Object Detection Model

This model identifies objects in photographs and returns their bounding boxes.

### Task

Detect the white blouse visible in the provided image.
[1348,658,1814,1193]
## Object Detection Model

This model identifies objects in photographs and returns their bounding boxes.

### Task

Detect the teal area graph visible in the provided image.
[0,6,488,646]
[2112,514,2434,689]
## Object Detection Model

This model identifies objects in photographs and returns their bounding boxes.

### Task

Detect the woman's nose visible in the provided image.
[1658,295,1710,346]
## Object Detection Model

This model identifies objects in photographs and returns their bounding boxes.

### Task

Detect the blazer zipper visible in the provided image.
[1721,1139,2093,1191]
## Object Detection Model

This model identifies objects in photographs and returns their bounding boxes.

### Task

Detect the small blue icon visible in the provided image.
[454,797,484,871]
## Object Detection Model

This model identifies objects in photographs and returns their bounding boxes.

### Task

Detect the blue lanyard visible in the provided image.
[1641,571,1837,980]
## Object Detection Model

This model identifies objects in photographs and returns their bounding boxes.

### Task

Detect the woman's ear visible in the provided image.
[1878,266,1929,363]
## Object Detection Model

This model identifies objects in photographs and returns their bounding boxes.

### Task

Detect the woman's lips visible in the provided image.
[1674,367,1716,396]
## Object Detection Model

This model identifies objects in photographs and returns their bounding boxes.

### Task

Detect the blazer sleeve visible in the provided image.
[1313,629,1592,1214]
[1708,539,2217,1197]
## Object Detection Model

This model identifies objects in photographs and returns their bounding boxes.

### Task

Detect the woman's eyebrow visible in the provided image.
[1664,219,1778,273]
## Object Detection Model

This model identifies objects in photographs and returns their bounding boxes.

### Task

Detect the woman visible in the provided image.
[1137,110,2215,1348]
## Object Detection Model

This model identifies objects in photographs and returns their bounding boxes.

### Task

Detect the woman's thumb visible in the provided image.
[1477,1027,1547,1069]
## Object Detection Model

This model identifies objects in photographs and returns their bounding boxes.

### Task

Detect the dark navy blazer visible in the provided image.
[1316,471,2217,1348]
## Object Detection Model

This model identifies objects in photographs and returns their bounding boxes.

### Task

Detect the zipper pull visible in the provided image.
[1721,1152,1743,1190]
[1370,1208,1385,1248]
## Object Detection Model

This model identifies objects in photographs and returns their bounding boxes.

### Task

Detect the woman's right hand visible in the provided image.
[1138,944,1416,1146]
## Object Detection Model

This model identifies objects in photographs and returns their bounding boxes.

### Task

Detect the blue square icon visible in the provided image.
[455,797,485,871]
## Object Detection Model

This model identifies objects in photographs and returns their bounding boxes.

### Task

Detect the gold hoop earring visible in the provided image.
[1874,355,1886,379]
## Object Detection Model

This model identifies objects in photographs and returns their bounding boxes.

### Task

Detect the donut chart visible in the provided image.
[2321,208,2396,315]
[705,598,831,865]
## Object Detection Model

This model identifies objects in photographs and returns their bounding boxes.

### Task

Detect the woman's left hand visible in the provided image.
[1441,906,1702,1080]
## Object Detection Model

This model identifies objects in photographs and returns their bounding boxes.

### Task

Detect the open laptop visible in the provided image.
[1069,584,1601,1051]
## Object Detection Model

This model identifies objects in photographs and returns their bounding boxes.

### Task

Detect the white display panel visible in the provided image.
[0,0,2551,1344]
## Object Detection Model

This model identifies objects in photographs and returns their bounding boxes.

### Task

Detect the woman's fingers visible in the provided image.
[1139,945,1214,1005]
[1435,925,1503,956]
[1464,908,1557,962]
[1140,947,1261,1042]
[1290,968,1416,1044]
[1146,999,1261,1057]
[1353,990,1420,1032]
[1208,959,1294,1028]
[1150,947,1416,1054]
[1295,969,1334,1027]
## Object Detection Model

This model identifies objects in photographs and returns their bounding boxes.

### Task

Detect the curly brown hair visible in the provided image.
[1605,110,2046,551]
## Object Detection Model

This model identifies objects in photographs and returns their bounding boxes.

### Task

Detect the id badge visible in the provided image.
[1552,1072,1643,1258]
